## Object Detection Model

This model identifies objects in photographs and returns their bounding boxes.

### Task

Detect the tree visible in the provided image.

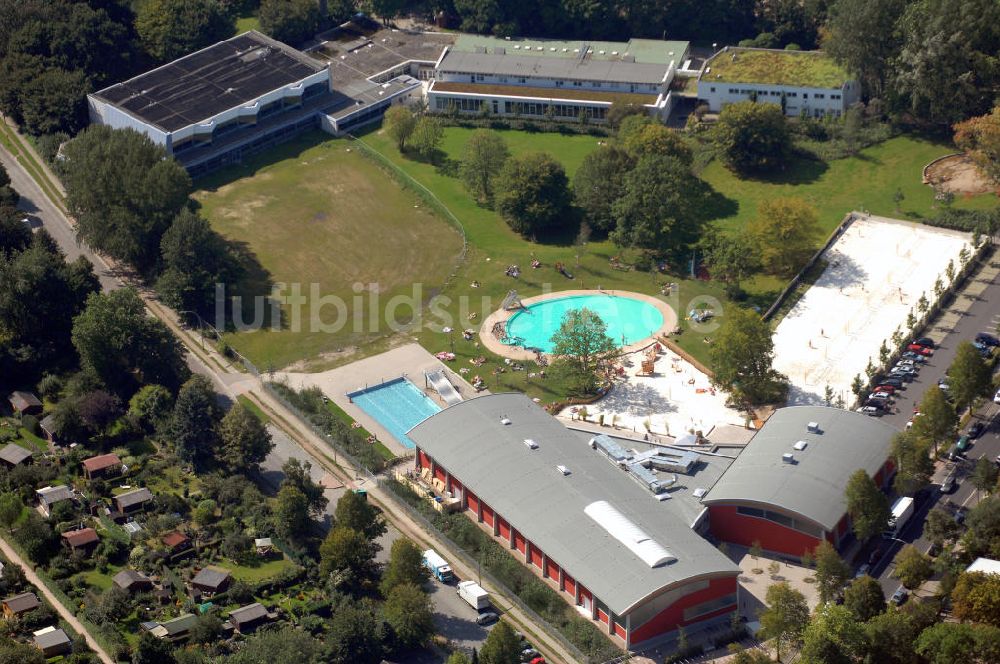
[132,632,177,664]
[892,0,1000,125]
[333,490,386,542]
[800,603,867,664]
[325,599,387,664]
[226,626,321,664]
[729,647,773,664]
[891,431,934,496]
[607,98,647,128]
[845,469,890,540]
[699,233,760,294]
[62,126,191,273]
[447,653,472,664]
[947,341,993,415]
[894,545,933,589]
[952,571,1000,627]
[759,582,809,663]
[479,620,521,664]
[20,68,90,136]
[621,122,693,165]
[274,485,312,544]
[167,376,222,465]
[77,389,123,436]
[963,495,1000,559]
[823,0,907,99]
[0,210,31,254]
[747,197,822,276]
[461,129,510,205]
[0,493,22,531]
[18,512,56,564]
[915,622,1000,664]
[127,384,174,435]
[381,538,430,596]
[383,582,434,649]
[136,0,234,62]
[910,386,957,456]
[189,611,223,645]
[157,208,239,317]
[713,101,792,174]
[924,508,961,550]
[280,458,328,516]
[258,0,320,45]
[572,146,634,233]
[972,456,999,496]
[710,307,787,405]
[610,154,700,252]
[218,402,274,473]
[549,308,617,395]
[954,105,1000,183]
[843,575,885,621]
[383,106,417,152]
[494,152,571,238]
[410,116,444,160]
[814,541,851,604]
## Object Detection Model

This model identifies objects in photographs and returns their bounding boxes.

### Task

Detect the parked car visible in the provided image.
[976,332,1000,347]
[913,337,936,348]
[892,364,918,375]
[858,406,882,416]
[889,370,914,382]
[855,563,871,578]
[875,385,897,394]
[940,474,957,493]
[938,381,951,392]
[947,444,963,461]
[521,648,540,661]
[907,344,933,355]
[956,435,971,453]
[879,377,905,389]
[868,392,891,402]
[890,587,909,605]
[897,358,917,367]
[993,387,1000,404]
[968,422,985,438]
[901,351,928,363]
[476,612,499,626]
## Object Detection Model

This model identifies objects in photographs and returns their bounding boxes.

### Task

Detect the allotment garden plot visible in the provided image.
[772,214,971,405]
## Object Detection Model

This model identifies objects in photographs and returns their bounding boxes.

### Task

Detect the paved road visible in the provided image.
[0,134,494,660]
[0,536,114,664]
[849,256,1000,597]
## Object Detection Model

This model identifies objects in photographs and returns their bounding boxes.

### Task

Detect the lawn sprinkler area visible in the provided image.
[772,214,972,405]
[557,343,745,440]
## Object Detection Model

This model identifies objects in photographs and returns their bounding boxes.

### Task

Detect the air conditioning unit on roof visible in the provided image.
[782,453,795,464]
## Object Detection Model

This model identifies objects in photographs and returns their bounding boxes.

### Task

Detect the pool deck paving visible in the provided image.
[276,343,486,455]
[480,288,678,360]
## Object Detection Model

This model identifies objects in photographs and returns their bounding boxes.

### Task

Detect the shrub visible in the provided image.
[37,374,64,400]
[21,414,40,435]
[36,132,69,165]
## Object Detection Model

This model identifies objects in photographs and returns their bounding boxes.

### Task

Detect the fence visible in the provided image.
[376,478,600,663]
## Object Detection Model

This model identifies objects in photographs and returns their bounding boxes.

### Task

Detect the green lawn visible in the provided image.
[16,427,48,452]
[220,556,295,582]
[235,12,259,33]
[237,395,270,423]
[195,133,464,370]
[77,564,122,591]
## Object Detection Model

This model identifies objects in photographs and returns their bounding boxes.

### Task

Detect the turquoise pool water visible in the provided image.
[505,294,665,353]
[348,378,441,449]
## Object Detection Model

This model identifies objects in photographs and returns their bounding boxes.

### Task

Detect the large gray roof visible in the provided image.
[438,49,672,86]
[407,393,738,616]
[702,406,896,531]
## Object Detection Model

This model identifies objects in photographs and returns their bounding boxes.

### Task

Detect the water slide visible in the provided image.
[426,370,464,406]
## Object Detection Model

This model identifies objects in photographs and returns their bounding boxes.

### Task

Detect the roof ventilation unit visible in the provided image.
[523,438,538,450]
[807,421,821,433]
[692,487,707,498]
[556,465,571,476]
[500,416,511,425]
[782,453,795,464]
[793,440,808,451]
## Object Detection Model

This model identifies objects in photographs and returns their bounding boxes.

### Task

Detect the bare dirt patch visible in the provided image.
[925,154,998,195]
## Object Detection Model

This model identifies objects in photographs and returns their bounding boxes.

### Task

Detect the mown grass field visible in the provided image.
[194,133,464,370]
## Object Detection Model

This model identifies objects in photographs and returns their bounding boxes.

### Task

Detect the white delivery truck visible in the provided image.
[457,580,490,611]
[884,496,915,538]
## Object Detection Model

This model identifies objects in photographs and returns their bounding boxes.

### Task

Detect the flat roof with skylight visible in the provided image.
[703,47,851,89]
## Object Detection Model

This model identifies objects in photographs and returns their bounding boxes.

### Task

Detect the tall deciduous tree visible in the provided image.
[72,288,189,394]
[319,527,377,589]
[911,386,957,457]
[620,121,693,165]
[461,129,509,205]
[923,508,960,550]
[549,308,617,395]
[845,469,890,540]
[572,146,635,233]
[494,152,571,238]
[225,626,321,664]
[0,493,22,531]
[759,582,809,663]
[168,375,222,465]
[747,197,821,276]
[157,208,239,317]
[20,68,90,136]
[383,582,434,649]
[410,116,444,159]
[610,154,699,251]
[972,456,999,497]
[915,622,1000,664]
[136,0,233,62]
[258,0,320,44]
[814,541,851,605]
[325,598,387,663]
[479,620,521,664]
[274,484,312,543]
[127,384,174,435]
[709,307,787,405]
[699,233,759,294]
[947,341,993,415]
[891,431,934,496]
[953,104,1000,183]
[799,603,867,664]
[843,575,885,621]
[281,458,328,516]
[951,571,1000,627]
[713,101,791,174]
[62,126,191,274]
[383,106,417,151]
[823,0,906,99]
[893,544,933,589]
[380,538,430,596]
[218,402,274,473]
[963,494,1000,559]
[333,489,386,542]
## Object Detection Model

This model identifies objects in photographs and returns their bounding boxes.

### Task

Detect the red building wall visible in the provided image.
[563,573,576,598]
[597,609,609,625]
[498,518,511,540]
[629,576,738,645]
[418,450,431,469]
[708,504,822,558]
[467,491,480,515]
[529,544,543,569]
[614,623,627,640]
[482,503,495,527]
[433,465,446,484]
[545,558,560,581]
[514,531,526,554]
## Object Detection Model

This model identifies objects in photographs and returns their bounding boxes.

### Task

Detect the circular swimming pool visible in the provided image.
[504,293,666,353]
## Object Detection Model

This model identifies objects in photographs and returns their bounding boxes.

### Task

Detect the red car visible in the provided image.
[875,385,896,395]
[907,344,933,356]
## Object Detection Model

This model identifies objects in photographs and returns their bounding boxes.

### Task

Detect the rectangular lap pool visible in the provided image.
[348,378,442,449]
